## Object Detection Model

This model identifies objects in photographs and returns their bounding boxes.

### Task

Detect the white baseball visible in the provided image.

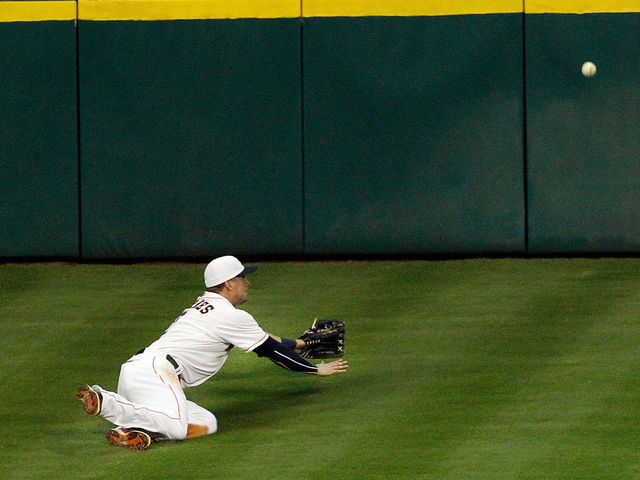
[581,61,597,77]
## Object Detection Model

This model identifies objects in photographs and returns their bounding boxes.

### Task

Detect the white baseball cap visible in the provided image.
[204,255,258,287]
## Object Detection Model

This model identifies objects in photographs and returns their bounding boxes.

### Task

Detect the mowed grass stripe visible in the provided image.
[1,259,639,479]
[421,261,640,479]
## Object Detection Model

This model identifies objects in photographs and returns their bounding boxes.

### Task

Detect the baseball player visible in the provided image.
[77,255,348,450]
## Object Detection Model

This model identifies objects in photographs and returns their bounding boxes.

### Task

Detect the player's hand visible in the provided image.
[316,359,348,376]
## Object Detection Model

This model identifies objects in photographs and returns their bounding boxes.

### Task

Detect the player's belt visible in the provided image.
[135,348,179,371]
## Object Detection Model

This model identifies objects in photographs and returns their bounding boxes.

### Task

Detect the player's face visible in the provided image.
[230,275,250,305]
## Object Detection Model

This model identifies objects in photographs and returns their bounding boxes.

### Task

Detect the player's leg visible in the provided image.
[77,384,156,450]
[185,400,218,438]
[100,352,189,440]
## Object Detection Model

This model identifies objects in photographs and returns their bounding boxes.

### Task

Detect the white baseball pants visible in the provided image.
[95,350,217,440]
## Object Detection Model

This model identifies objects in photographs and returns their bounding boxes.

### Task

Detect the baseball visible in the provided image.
[581,61,597,77]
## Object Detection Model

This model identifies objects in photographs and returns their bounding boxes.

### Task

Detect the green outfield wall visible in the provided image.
[1,1,639,258]
[79,19,302,258]
[303,14,525,255]
[526,12,640,253]
[0,15,78,257]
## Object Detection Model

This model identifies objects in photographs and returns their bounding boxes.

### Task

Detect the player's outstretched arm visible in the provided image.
[268,333,306,354]
[316,359,349,376]
[255,337,348,376]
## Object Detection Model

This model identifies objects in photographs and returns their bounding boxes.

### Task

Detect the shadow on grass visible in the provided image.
[145,384,325,450]
[203,383,324,432]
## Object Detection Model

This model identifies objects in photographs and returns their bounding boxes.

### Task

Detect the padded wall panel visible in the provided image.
[0,20,78,257]
[526,13,640,253]
[303,15,525,255]
[79,19,302,258]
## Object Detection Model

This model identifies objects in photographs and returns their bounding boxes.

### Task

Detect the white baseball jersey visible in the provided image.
[146,291,269,387]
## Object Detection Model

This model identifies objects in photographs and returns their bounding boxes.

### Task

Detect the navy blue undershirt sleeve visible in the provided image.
[254,337,318,374]
[279,337,297,350]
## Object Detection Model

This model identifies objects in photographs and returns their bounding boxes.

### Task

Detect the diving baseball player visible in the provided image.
[77,255,348,450]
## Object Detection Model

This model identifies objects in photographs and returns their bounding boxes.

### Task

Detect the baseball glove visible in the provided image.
[298,318,345,359]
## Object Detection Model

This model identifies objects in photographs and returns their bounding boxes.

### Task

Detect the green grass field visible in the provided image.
[1,258,640,479]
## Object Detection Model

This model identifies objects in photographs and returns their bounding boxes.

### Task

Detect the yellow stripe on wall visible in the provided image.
[0,1,75,22]
[303,0,523,17]
[78,0,300,20]
[0,0,639,22]
[527,0,640,13]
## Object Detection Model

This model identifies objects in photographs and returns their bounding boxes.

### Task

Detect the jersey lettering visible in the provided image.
[192,299,214,314]
[199,304,214,314]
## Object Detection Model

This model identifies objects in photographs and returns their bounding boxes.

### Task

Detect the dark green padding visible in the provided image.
[303,15,525,255]
[79,19,302,258]
[526,13,640,253]
[0,21,78,257]
[4,11,639,259]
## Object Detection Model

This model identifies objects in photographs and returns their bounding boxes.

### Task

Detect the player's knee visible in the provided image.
[207,414,218,434]
[186,414,217,438]
[186,423,215,439]
[161,420,189,441]
[199,411,217,435]
[187,410,217,437]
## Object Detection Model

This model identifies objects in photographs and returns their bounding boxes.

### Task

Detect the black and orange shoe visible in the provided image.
[77,385,102,416]
[106,427,152,450]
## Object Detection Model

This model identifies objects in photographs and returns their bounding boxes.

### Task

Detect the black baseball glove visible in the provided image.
[298,319,345,359]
